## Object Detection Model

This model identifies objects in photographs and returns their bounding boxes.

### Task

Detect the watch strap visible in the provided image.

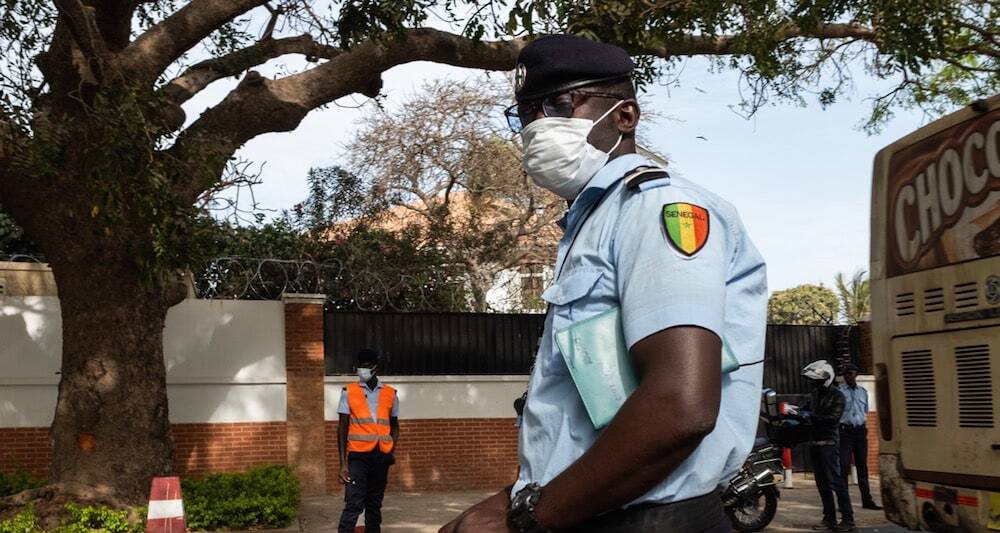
[509,483,551,533]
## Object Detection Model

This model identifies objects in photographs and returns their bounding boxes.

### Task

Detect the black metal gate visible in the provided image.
[324,311,857,382]
[762,324,856,394]
[324,311,545,375]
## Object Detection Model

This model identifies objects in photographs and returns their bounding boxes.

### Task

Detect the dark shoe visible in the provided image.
[812,523,836,531]
[862,501,883,510]
[834,520,857,532]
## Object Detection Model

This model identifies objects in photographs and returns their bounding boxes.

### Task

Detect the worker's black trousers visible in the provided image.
[338,450,392,533]
[810,443,854,524]
[839,424,875,505]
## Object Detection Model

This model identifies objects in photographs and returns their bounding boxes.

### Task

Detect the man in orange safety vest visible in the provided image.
[337,349,400,533]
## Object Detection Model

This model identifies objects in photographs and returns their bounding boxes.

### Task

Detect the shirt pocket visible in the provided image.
[539,268,605,377]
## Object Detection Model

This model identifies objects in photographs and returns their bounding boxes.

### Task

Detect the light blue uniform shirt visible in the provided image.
[513,153,767,506]
[838,384,868,427]
[337,379,400,418]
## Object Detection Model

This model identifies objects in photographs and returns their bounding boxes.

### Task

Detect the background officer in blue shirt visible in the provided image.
[838,363,882,511]
[442,34,767,533]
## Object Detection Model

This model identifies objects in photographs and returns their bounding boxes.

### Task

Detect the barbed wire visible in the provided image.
[0,253,46,263]
[0,254,545,313]
[194,256,470,312]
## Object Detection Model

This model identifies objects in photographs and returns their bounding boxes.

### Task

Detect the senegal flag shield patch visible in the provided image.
[662,203,710,256]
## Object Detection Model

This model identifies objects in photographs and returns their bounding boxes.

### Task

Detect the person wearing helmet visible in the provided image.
[792,360,854,531]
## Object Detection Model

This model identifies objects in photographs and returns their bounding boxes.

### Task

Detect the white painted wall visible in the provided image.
[0,297,287,427]
[325,375,529,420]
[0,296,62,384]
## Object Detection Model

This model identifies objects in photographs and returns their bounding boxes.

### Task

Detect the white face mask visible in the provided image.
[521,101,624,199]
[358,367,374,382]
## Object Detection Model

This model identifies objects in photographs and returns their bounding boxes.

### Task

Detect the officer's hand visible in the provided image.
[338,466,351,484]
[439,486,513,533]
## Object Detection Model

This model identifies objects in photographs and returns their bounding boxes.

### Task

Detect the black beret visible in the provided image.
[357,348,380,364]
[842,363,860,373]
[514,35,634,101]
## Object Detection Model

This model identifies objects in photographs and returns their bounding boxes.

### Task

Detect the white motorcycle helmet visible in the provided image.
[801,360,835,388]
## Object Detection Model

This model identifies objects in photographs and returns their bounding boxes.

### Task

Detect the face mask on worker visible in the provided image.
[358,367,375,382]
[520,100,624,200]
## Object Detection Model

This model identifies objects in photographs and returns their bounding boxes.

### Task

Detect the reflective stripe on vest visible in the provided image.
[345,382,396,453]
[347,435,394,442]
[350,417,392,425]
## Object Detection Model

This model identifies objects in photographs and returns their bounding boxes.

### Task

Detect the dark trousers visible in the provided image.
[338,450,392,533]
[839,425,875,504]
[572,490,730,533]
[810,443,854,524]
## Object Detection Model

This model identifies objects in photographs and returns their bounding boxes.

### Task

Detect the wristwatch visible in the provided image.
[508,483,551,533]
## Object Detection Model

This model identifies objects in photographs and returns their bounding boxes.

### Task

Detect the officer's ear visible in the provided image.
[615,99,640,135]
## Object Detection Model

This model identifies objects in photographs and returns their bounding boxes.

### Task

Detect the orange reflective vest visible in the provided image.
[346,382,396,453]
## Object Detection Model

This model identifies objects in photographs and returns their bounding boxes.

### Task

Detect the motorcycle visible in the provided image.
[723,388,810,532]
[723,436,784,531]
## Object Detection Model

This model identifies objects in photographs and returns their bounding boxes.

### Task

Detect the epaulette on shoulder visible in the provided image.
[624,165,670,190]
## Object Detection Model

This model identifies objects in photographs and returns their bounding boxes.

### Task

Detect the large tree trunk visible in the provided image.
[48,258,176,503]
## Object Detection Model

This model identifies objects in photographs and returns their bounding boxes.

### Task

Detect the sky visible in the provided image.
[182,51,931,294]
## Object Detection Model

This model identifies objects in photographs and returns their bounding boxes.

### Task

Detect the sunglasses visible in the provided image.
[504,90,624,133]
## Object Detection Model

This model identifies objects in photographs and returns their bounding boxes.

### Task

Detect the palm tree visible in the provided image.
[835,269,871,324]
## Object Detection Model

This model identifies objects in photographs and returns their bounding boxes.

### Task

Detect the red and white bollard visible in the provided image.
[779,402,794,488]
[782,447,794,488]
[147,477,186,533]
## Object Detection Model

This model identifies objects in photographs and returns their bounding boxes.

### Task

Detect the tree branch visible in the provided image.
[262,3,281,40]
[167,23,879,203]
[53,0,108,61]
[641,23,879,56]
[120,0,269,80]
[958,21,1000,49]
[162,34,342,105]
[167,28,526,202]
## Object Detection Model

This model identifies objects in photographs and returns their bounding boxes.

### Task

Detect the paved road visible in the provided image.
[295,475,915,532]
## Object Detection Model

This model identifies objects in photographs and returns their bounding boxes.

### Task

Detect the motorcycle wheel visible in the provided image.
[726,486,779,532]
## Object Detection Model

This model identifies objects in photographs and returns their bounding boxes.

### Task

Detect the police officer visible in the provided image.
[838,363,882,510]
[337,349,400,533]
[796,360,854,532]
[442,34,767,532]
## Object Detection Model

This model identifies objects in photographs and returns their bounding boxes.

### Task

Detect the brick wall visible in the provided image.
[283,296,327,495]
[325,418,520,493]
[173,422,287,477]
[0,427,50,478]
[4,415,878,488]
[0,423,287,480]
[866,412,879,477]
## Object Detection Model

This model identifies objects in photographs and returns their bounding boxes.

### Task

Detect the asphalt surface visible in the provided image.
[287,474,916,532]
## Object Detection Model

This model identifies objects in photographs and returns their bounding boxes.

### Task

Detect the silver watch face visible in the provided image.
[510,483,542,528]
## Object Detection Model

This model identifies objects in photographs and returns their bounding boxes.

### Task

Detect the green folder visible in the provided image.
[555,307,740,429]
